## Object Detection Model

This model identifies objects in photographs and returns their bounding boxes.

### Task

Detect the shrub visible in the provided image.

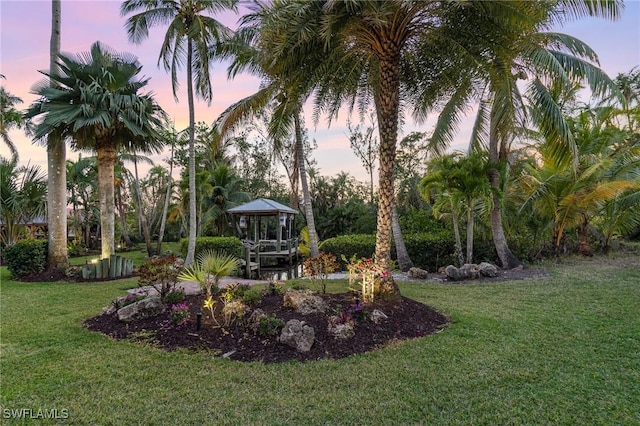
[165,290,186,305]
[168,303,190,326]
[138,256,182,301]
[4,239,47,279]
[303,252,338,293]
[180,237,243,259]
[256,315,285,337]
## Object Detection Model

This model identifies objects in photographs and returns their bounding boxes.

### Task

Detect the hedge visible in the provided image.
[320,233,499,272]
[4,239,48,279]
[180,237,243,259]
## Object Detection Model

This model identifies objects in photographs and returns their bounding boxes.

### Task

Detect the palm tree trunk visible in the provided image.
[391,203,413,271]
[294,109,319,258]
[185,40,197,267]
[451,203,464,266]
[46,0,68,270]
[466,200,474,264]
[156,142,174,254]
[488,125,522,269]
[133,157,154,257]
[115,183,133,247]
[97,145,116,259]
[373,57,402,300]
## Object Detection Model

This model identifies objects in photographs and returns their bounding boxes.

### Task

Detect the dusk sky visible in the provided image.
[1,0,639,183]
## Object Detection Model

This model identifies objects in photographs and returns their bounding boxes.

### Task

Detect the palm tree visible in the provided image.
[121,0,238,266]
[214,5,322,257]
[25,42,165,259]
[0,157,47,247]
[202,164,250,236]
[429,0,622,268]
[0,78,23,161]
[45,0,68,270]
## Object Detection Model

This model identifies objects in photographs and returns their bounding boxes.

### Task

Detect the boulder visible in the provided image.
[407,267,429,279]
[283,289,326,315]
[478,262,499,277]
[117,296,165,322]
[445,265,472,281]
[279,319,315,352]
[461,264,481,279]
[328,321,355,340]
[370,309,388,324]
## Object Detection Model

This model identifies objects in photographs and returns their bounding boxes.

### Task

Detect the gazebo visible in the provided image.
[228,198,301,279]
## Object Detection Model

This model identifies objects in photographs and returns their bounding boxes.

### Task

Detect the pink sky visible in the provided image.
[1,0,639,182]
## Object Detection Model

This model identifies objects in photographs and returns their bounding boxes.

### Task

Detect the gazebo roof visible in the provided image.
[227,198,298,216]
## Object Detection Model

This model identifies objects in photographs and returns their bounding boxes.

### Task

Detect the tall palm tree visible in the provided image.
[46,0,68,269]
[429,0,622,268]
[25,42,165,259]
[202,164,250,236]
[214,4,322,257]
[121,0,237,266]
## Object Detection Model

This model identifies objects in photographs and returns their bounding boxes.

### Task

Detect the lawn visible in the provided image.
[1,253,639,425]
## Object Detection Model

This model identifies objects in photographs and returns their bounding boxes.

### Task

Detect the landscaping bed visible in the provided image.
[84,290,449,363]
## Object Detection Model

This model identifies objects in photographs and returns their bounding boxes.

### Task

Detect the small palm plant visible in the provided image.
[178,250,240,298]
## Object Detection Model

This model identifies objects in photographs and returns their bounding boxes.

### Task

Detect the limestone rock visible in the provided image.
[370,309,388,324]
[283,289,326,314]
[328,321,355,340]
[117,296,165,322]
[478,262,499,277]
[461,264,481,279]
[407,267,429,279]
[279,319,315,352]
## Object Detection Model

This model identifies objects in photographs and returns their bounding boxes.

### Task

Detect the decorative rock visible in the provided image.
[117,296,165,322]
[408,267,429,279]
[445,265,473,281]
[279,319,315,352]
[370,309,388,324]
[461,264,481,279]
[283,289,326,315]
[328,322,355,340]
[478,262,499,277]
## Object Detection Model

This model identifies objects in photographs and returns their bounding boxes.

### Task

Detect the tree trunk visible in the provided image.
[451,204,464,266]
[133,157,154,257]
[115,183,133,247]
[488,124,522,269]
[46,0,68,270]
[577,215,594,257]
[97,145,116,259]
[185,40,197,267]
[289,137,300,209]
[156,142,174,254]
[373,56,402,300]
[391,204,413,271]
[294,109,319,258]
[466,200,474,264]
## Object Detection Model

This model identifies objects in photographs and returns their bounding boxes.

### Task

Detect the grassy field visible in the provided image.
[1,252,639,425]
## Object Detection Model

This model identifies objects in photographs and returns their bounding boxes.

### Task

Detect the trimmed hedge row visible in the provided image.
[4,239,48,279]
[319,233,498,272]
[180,237,243,259]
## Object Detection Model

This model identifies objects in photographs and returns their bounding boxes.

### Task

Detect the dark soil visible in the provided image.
[84,292,449,363]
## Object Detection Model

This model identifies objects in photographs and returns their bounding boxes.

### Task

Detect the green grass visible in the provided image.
[1,253,639,425]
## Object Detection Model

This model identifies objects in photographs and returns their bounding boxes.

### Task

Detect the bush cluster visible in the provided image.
[180,237,243,259]
[4,239,47,279]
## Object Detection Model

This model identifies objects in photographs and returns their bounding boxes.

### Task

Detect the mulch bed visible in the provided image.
[84,292,449,363]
